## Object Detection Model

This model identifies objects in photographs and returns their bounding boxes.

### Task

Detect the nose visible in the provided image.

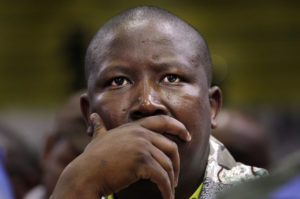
[129,82,168,120]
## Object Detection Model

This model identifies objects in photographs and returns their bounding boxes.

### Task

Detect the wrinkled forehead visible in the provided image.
[96,19,202,65]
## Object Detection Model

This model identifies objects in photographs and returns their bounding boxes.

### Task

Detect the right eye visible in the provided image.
[162,74,181,83]
[111,77,130,87]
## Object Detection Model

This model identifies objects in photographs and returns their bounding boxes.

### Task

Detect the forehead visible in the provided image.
[108,24,191,64]
[88,19,208,83]
[108,22,190,50]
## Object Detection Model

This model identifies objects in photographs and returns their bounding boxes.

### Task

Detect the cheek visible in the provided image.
[182,90,211,141]
[92,92,132,129]
[163,85,211,147]
[164,85,210,129]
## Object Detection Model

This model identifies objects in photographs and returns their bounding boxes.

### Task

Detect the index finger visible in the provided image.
[139,115,191,142]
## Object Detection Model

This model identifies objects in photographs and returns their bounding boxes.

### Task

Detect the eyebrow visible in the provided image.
[151,61,193,73]
[97,65,132,79]
[100,65,131,74]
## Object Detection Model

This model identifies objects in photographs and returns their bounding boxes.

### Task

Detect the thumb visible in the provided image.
[89,113,107,137]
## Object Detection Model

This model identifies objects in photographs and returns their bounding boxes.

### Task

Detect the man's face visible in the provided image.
[86,20,215,183]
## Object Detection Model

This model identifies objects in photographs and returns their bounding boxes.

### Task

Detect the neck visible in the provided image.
[175,167,205,199]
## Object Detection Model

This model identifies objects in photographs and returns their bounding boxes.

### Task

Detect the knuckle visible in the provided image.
[134,137,149,149]
[136,151,152,165]
[161,169,169,182]
[165,159,173,173]
[132,126,148,137]
[170,141,178,151]
[132,139,152,164]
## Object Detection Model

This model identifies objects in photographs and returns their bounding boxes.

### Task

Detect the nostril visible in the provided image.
[131,109,165,120]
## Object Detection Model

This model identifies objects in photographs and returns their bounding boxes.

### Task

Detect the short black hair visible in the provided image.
[85,6,212,86]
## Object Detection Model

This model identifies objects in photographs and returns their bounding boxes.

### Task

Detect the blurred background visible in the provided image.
[0,0,299,174]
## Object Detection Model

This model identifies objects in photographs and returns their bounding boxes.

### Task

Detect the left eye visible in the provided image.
[111,77,129,87]
[162,74,181,83]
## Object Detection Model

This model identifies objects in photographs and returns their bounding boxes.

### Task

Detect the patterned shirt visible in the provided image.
[198,136,268,199]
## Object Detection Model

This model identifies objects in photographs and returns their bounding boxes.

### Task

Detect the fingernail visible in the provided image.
[187,134,192,141]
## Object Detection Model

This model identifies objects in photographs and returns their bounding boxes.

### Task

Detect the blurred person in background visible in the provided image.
[217,150,300,199]
[0,124,41,199]
[24,91,91,199]
[0,137,15,199]
[212,109,271,168]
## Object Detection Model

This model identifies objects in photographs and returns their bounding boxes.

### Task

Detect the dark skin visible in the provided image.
[52,19,222,199]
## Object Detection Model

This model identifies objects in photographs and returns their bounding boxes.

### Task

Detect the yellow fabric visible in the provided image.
[108,195,114,199]
[189,182,203,199]
[107,182,203,199]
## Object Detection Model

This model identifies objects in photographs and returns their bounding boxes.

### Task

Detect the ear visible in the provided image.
[80,93,93,136]
[209,86,222,129]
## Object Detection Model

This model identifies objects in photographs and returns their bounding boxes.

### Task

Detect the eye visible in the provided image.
[111,77,130,87]
[162,74,181,83]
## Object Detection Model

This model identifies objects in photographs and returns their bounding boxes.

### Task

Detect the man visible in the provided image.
[0,146,15,199]
[52,6,267,199]
[212,109,271,168]
[0,124,40,199]
[24,91,90,199]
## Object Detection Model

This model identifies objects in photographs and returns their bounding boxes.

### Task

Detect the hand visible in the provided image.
[51,114,191,199]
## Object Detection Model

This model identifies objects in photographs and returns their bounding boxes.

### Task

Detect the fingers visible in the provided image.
[90,113,107,137]
[135,129,179,197]
[136,115,185,189]
[149,144,175,190]
[137,156,174,199]
[139,115,191,142]
[149,133,180,187]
